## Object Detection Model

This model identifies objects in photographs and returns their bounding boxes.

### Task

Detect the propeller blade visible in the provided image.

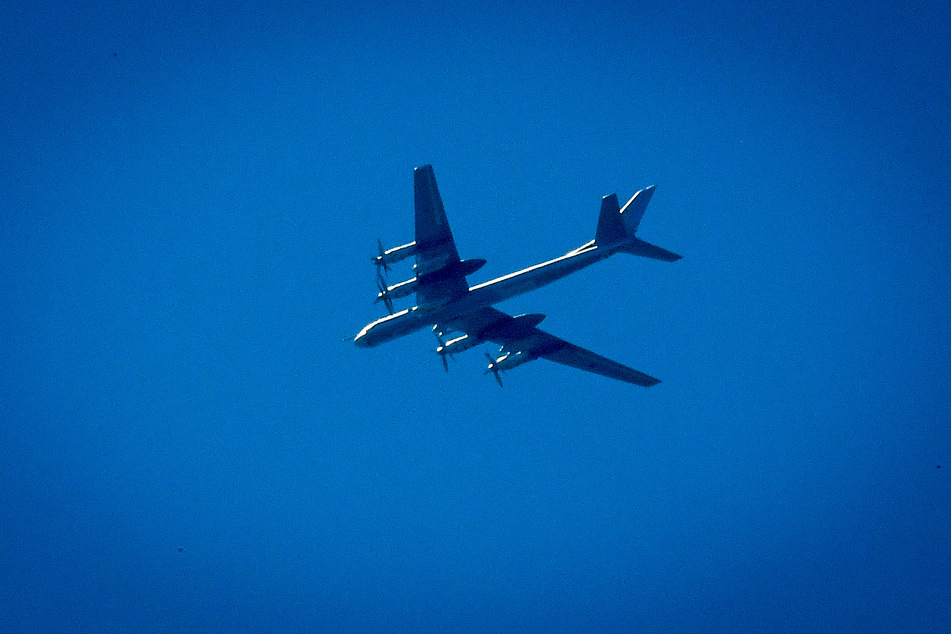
[433,328,452,372]
[374,279,394,314]
[372,239,391,273]
[484,353,503,387]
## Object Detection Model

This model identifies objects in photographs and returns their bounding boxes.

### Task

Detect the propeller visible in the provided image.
[374,265,388,294]
[433,326,461,372]
[375,278,394,314]
[372,239,391,274]
[434,330,450,372]
[484,353,503,387]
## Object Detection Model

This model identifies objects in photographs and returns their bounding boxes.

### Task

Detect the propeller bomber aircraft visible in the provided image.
[354,165,680,387]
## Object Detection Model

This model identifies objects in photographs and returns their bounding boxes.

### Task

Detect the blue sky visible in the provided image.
[2,1,949,631]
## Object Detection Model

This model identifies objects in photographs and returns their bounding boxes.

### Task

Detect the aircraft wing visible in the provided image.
[540,338,661,386]
[446,306,661,387]
[414,165,470,306]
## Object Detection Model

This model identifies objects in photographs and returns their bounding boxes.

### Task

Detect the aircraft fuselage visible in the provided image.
[354,240,615,347]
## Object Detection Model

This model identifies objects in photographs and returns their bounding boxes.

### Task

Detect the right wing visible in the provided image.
[446,306,660,387]
[413,165,470,306]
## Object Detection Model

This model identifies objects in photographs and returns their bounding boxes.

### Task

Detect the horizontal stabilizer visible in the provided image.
[620,238,682,262]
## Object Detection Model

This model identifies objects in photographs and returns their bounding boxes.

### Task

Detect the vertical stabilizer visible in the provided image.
[619,185,655,235]
[594,184,681,261]
[595,194,624,245]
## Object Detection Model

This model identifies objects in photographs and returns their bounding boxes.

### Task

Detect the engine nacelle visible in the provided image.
[437,334,479,357]
[483,313,546,340]
[416,258,487,282]
[381,277,417,300]
[489,350,535,372]
[374,241,417,268]
[376,278,417,308]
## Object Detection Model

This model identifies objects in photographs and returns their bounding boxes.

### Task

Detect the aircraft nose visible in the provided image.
[353,327,374,347]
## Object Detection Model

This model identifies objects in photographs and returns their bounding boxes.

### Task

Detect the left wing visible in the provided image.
[541,339,660,387]
[413,165,471,307]
[445,307,660,387]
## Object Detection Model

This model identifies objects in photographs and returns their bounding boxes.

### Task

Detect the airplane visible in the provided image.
[353,165,680,386]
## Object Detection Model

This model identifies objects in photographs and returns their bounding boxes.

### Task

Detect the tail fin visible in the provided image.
[619,185,655,235]
[595,194,624,245]
[595,185,682,261]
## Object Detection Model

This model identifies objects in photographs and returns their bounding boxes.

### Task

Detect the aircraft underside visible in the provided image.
[354,165,680,387]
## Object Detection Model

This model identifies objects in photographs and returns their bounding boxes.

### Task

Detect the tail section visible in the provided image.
[619,185,655,235]
[594,185,681,261]
[618,237,682,261]
[595,194,624,245]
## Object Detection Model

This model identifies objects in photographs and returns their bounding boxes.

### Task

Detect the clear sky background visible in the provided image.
[2,1,949,631]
